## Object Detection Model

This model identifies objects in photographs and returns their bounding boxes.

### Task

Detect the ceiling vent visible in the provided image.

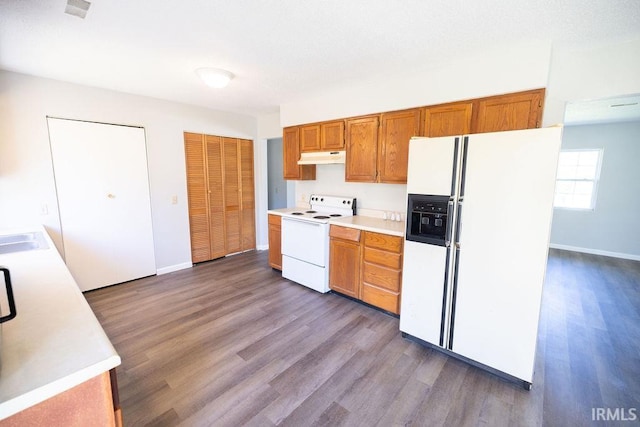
[65,0,91,19]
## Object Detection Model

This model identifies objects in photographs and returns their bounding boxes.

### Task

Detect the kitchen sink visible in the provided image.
[0,231,49,254]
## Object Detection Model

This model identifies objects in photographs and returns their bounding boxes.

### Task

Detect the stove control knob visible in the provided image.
[321,198,324,201]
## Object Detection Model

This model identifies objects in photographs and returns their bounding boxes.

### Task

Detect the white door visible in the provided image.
[48,118,156,291]
[400,240,451,346]
[407,136,460,196]
[450,127,562,382]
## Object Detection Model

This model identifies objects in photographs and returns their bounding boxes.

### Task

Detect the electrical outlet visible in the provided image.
[171,195,178,205]
[40,203,48,215]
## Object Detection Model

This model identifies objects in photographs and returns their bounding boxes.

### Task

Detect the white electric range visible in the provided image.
[278,194,356,293]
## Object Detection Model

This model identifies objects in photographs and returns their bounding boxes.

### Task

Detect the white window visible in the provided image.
[554,149,603,210]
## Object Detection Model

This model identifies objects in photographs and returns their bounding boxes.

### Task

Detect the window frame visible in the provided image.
[553,148,604,211]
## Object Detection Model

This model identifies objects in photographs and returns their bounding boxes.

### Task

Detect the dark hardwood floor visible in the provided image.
[84,249,640,426]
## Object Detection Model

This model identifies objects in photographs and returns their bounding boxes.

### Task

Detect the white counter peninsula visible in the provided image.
[0,227,121,426]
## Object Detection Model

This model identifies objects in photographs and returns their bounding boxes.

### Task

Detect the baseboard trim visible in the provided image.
[157,262,193,275]
[257,244,268,251]
[549,244,640,261]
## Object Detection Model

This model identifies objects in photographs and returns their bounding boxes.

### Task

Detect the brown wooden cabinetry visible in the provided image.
[329,225,403,314]
[300,124,321,152]
[184,132,256,263]
[286,88,545,185]
[300,121,345,153]
[472,89,544,133]
[361,231,403,314]
[268,214,282,270]
[3,370,121,426]
[321,120,345,150]
[422,101,473,137]
[283,126,316,180]
[329,225,361,298]
[345,115,380,182]
[345,109,419,184]
[378,108,421,183]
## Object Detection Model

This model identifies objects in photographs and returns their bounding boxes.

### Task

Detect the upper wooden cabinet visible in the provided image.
[379,108,421,183]
[472,89,544,134]
[300,124,321,152]
[345,115,380,182]
[320,120,345,150]
[300,120,345,152]
[422,101,473,137]
[286,88,545,185]
[345,109,419,184]
[283,126,316,180]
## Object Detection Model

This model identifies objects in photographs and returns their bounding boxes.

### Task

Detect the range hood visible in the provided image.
[297,150,346,165]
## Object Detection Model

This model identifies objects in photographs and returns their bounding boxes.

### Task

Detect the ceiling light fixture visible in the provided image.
[65,0,91,19]
[195,68,235,89]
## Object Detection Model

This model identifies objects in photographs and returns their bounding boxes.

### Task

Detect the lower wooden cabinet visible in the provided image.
[329,226,361,298]
[329,225,403,314]
[268,214,282,270]
[1,369,121,427]
[361,232,403,314]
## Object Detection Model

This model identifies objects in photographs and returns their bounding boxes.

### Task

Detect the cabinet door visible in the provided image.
[422,102,473,137]
[184,133,211,263]
[239,139,256,251]
[379,109,421,184]
[268,215,282,270]
[205,135,226,259]
[473,89,544,134]
[321,120,345,150]
[283,126,316,180]
[329,238,361,298]
[345,115,380,182]
[223,137,242,254]
[301,124,321,152]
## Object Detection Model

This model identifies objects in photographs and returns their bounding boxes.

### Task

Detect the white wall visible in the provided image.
[280,41,552,126]
[0,70,257,272]
[255,112,283,249]
[545,39,640,126]
[550,121,640,258]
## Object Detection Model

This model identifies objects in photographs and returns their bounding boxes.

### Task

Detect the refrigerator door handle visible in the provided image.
[445,199,454,247]
[459,136,469,198]
[454,201,463,246]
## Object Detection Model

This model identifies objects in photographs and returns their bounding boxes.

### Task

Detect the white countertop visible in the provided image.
[329,215,406,237]
[0,226,120,420]
[268,208,406,237]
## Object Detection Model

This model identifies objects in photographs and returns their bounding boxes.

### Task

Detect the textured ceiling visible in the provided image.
[1,0,639,117]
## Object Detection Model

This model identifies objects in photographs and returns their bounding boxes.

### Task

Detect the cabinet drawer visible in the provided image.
[363,262,401,292]
[364,232,403,253]
[364,247,401,269]
[362,284,399,314]
[330,225,361,242]
[268,214,281,226]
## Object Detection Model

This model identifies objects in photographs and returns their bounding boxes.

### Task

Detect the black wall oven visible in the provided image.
[405,194,453,246]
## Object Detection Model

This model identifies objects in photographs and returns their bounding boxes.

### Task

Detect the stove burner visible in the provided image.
[306,210,317,214]
[291,212,304,215]
[330,214,342,217]
[313,215,330,220]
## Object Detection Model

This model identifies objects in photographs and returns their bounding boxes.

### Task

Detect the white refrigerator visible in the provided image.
[399,127,562,389]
